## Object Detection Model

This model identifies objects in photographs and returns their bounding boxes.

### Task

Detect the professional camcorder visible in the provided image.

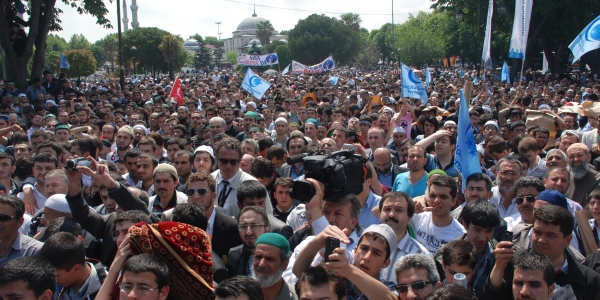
[289,149,366,202]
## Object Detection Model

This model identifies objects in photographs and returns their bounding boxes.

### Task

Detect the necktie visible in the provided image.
[218,180,230,207]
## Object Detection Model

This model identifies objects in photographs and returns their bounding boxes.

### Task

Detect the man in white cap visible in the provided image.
[291,223,398,299]
[106,125,134,163]
[246,101,257,112]
[443,120,457,135]
[271,117,289,150]
[148,164,187,218]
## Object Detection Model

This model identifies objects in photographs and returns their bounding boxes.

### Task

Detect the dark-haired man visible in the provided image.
[236,180,292,239]
[512,251,555,300]
[0,195,43,266]
[216,276,263,300]
[295,266,347,300]
[0,256,56,300]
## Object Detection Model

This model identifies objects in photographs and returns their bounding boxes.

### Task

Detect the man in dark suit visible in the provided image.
[373,148,408,190]
[64,160,155,266]
[236,181,293,239]
[162,171,242,262]
[227,206,271,278]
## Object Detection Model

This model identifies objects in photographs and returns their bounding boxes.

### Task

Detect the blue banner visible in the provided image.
[424,66,431,88]
[282,64,290,75]
[60,53,70,69]
[329,76,339,86]
[569,15,600,62]
[501,61,510,84]
[241,68,271,100]
[455,89,482,191]
[401,63,428,104]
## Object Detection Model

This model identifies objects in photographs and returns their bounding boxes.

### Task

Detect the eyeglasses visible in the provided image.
[395,281,432,294]
[515,195,537,205]
[0,214,17,222]
[185,188,209,197]
[374,161,391,168]
[119,284,159,295]
[238,224,267,231]
[218,158,240,165]
[498,171,520,177]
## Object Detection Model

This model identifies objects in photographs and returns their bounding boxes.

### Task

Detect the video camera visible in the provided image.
[289,149,366,202]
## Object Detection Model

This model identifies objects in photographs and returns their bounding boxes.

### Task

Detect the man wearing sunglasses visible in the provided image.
[504,176,544,231]
[394,254,442,300]
[0,195,43,267]
[161,171,241,261]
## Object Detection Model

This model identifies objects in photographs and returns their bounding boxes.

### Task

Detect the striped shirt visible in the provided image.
[379,231,431,282]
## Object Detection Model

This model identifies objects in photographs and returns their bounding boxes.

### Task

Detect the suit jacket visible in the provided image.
[66,182,153,266]
[582,128,598,150]
[212,169,273,217]
[277,163,292,178]
[268,214,294,240]
[227,244,252,278]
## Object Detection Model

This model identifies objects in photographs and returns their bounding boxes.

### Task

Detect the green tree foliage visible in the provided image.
[393,12,445,66]
[265,40,286,54]
[256,20,274,45]
[95,34,118,71]
[194,46,212,69]
[0,0,112,89]
[274,45,291,69]
[46,34,68,52]
[44,51,61,74]
[68,33,91,50]
[355,30,379,68]
[225,50,238,65]
[64,49,97,77]
[158,33,182,79]
[88,45,106,69]
[204,36,221,47]
[188,34,204,43]
[288,14,361,65]
[340,13,362,31]
[247,41,265,55]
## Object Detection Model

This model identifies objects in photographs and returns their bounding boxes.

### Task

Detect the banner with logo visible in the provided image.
[291,56,335,74]
[569,15,600,63]
[237,53,279,66]
[482,0,494,69]
[508,0,533,59]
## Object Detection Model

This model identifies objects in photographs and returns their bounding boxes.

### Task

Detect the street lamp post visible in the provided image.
[215,22,222,67]
[130,46,137,77]
[117,0,124,88]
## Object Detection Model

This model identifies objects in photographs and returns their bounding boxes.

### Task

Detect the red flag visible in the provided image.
[170,78,183,106]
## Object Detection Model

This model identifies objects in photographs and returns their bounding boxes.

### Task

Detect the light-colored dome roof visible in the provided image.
[248,39,261,46]
[279,39,288,44]
[182,39,201,51]
[236,15,268,31]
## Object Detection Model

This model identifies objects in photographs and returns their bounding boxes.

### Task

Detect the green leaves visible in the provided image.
[64,49,97,77]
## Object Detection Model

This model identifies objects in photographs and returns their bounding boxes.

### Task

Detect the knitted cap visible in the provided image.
[245,111,258,120]
[428,169,447,177]
[305,118,319,128]
[536,190,568,210]
[256,233,290,255]
[153,163,178,179]
[118,125,134,138]
[55,123,70,132]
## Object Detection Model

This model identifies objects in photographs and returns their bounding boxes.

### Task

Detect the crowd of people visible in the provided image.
[0,65,599,300]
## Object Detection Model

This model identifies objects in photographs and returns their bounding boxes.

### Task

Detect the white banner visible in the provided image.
[508,0,533,59]
[291,56,335,74]
[237,53,279,66]
[481,0,493,69]
[542,51,549,73]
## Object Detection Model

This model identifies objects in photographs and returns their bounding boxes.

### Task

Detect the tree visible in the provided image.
[64,49,97,77]
[47,34,68,52]
[247,41,265,55]
[225,50,238,65]
[256,20,274,45]
[158,33,181,79]
[188,34,204,43]
[393,12,445,66]
[288,14,361,65]
[194,46,212,69]
[95,34,118,72]
[68,33,91,50]
[340,13,362,31]
[44,51,61,73]
[265,40,286,53]
[204,36,220,47]
[0,0,111,90]
[88,45,106,69]
[274,45,291,69]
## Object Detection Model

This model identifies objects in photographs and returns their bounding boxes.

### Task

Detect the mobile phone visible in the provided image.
[499,231,513,248]
[324,237,340,263]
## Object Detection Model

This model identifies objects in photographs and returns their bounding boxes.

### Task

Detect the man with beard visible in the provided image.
[393,145,428,198]
[374,148,408,190]
[277,135,308,179]
[271,118,289,151]
[106,126,133,163]
[490,157,523,218]
[542,166,583,215]
[564,143,600,206]
[228,206,271,278]
[376,192,429,282]
[251,233,298,299]
[78,109,91,126]
[177,106,191,128]
[503,177,545,231]
[222,107,238,137]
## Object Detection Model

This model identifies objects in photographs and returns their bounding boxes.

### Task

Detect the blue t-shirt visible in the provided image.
[392,172,428,198]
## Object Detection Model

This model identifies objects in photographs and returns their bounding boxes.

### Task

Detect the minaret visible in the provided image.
[252,4,256,17]
[130,0,139,29]
[122,0,129,31]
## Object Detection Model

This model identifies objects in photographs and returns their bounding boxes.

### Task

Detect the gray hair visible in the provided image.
[560,130,581,142]
[209,117,226,127]
[242,139,259,154]
[394,254,440,283]
[497,157,523,173]
[547,149,567,161]
[514,176,545,193]
[45,169,68,185]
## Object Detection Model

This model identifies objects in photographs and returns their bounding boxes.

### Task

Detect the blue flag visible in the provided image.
[132,77,139,84]
[282,64,290,75]
[60,53,70,69]
[501,61,510,84]
[455,89,482,191]
[424,66,431,88]
[241,68,271,100]
[473,76,479,84]
[401,63,428,104]
[569,15,600,62]
[329,76,339,86]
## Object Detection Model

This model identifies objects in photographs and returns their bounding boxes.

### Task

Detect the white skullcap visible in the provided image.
[44,194,70,214]
[275,117,288,125]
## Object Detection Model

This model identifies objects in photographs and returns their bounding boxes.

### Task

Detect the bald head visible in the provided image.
[240,154,255,174]
[373,148,393,174]
[320,138,337,152]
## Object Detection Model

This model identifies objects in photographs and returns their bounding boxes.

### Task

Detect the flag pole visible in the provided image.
[518,58,525,88]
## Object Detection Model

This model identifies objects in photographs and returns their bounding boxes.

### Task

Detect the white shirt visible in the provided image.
[19,183,46,214]
[504,213,524,231]
[286,204,307,231]
[206,208,216,236]
[379,231,431,282]
[489,187,519,218]
[410,211,466,254]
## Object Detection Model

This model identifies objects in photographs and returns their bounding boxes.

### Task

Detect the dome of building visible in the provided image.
[248,39,261,46]
[278,39,288,44]
[236,15,268,31]
[182,39,201,51]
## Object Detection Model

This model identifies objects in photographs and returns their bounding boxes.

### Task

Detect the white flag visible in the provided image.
[482,0,494,70]
[568,16,600,63]
[508,0,533,59]
[542,52,549,73]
